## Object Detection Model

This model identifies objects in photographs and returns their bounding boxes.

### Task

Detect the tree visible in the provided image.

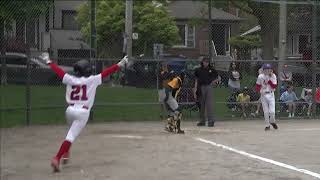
[227,0,278,60]
[229,35,262,60]
[76,0,179,58]
[166,0,278,59]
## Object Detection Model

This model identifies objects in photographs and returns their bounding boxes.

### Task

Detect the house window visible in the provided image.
[62,10,79,30]
[225,25,230,53]
[298,34,311,54]
[175,24,195,48]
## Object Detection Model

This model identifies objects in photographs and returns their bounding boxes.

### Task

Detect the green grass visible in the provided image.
[1,84,234,127]
[2,84,318,128]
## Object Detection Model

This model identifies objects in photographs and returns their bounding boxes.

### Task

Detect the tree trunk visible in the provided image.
[259,8,276,60]
[260,24,275,60]
[248,2,278,61]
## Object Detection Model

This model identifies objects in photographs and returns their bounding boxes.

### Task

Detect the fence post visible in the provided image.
[89,0,96,121]
[26,48,31,126]
[312,0,319,118]
[1,20,6,129]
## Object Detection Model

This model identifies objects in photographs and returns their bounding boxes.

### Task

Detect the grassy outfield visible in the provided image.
[1,84,233,127]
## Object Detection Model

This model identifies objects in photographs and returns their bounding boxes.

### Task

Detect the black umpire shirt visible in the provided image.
[194,66,219,86]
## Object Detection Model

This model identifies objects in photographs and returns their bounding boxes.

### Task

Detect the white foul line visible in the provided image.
[195,137,320,179]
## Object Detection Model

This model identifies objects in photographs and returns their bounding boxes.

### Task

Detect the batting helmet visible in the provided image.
[73,59,92,77]
[262,63,272,70]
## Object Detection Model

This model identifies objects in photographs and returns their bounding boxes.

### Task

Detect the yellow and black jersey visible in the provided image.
[167,76,183,99]
[168,77,182,90]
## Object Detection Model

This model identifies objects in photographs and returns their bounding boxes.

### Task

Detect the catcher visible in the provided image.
[161,71,186,134]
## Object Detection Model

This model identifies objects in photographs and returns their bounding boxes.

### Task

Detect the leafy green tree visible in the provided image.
[227,0,278,60]
[167,0,279,60]
[76,0,179,58]
[229,35,262,60]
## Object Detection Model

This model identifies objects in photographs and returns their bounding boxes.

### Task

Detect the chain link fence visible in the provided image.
[1,0,320,127]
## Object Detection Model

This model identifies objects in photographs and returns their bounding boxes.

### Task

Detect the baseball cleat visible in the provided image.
[62,152,70,165]
[51,157,60,172]
[264,126,270,131]
[208,122,214,127]
[177,129,185,134]
[197,122,205,126]
[164,126,174,133]
[270,123,278,130]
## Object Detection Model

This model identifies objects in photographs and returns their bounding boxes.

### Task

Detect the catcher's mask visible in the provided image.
[73,59,92,77]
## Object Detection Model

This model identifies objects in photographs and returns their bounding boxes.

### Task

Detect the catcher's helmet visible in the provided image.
[73,59,92,77]
[262,63,272,70]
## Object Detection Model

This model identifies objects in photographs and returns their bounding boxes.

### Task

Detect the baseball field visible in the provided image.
[2,120,320,180]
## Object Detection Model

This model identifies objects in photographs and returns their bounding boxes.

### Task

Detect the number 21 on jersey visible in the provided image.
[70,85,88,100]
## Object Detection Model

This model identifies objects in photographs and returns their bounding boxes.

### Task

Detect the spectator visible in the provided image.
[247,86,261,117]
[254,66,263,115]
[231,48,238,61]
[228,62,241,93]
[194,56,219,127]
[279,64,293,95]
[236,87,251,118]
[315,87,320,111]
[300,88,313,117]
[279,64,292,83]
[280,85,299,118]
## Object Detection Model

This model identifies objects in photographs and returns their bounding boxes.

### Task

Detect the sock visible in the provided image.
[55,140,72,160]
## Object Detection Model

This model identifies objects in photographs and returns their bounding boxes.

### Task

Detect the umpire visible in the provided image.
[193,56,219,127]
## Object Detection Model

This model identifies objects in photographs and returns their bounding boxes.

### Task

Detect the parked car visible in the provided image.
[125,55,190,88]
[0,52,73,85]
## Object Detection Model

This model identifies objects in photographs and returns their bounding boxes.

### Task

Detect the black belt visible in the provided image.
[264,91,271,94]
[69,104,89,110]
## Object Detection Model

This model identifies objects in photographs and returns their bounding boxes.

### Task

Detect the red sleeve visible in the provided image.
[268,80,277,89]
[49,63,65,79]
[255,84,262,93]
[101,64,120,79]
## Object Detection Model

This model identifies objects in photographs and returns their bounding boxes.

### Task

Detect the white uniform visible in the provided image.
[63,74,102,142]
[256,73,277,127]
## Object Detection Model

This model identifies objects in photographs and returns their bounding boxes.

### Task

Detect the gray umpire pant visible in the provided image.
[199,84,214,123]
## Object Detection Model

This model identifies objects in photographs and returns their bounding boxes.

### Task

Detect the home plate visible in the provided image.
[107,134,144,139]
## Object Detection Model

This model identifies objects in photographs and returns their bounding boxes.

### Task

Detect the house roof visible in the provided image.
[168,1,241,21]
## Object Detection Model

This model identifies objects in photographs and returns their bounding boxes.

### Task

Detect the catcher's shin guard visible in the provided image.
[165,116,174,132]
[176,114,184,134]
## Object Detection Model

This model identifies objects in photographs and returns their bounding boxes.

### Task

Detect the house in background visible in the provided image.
[47,0,91,60]
[240,5,317,59]
[4,0,90,61]
[4,0,241,61]
[166,0,241,59]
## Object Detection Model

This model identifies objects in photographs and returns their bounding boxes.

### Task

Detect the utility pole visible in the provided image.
[208,0,213,64]
[277,0,287,105]
[125,0,133,58]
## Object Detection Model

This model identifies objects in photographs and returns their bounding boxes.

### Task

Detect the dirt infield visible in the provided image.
[1,119,320,180]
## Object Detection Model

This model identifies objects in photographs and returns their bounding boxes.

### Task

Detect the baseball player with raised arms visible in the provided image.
[255,64,278,131]
[40,53,129,172]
